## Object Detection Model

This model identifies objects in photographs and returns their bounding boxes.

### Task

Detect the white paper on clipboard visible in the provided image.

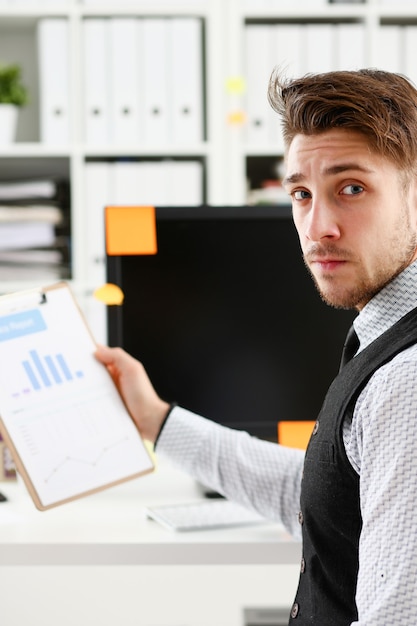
[0,281,154,510]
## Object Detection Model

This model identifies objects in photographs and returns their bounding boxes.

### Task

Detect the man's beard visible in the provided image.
[303,224,417,310]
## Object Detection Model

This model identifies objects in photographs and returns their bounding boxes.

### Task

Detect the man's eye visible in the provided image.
[341,184,363,195]
[293,190,311,200]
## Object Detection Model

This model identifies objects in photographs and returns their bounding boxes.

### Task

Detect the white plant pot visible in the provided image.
[0,104,18,143]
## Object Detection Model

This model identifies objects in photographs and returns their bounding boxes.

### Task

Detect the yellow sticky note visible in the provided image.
[106,205,157,255]
[226,76,246,94]
[94,283,125,306]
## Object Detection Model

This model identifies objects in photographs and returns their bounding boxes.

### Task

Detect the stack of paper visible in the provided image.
[0,178,70,281]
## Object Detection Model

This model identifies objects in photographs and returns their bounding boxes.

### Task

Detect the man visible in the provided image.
[95,69,417,625]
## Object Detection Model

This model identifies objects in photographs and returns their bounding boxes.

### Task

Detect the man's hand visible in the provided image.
[95,345,170,443]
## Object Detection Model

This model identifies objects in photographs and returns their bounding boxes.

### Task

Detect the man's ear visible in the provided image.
[410,176,417,229]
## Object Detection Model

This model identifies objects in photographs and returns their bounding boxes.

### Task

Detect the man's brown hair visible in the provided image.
[268,68,417,173]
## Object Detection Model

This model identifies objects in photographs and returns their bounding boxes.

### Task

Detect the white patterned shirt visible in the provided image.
[156,260,417,625]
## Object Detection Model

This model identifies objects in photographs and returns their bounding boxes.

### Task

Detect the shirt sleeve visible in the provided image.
[156,406,305,538]
[350,347,417,625]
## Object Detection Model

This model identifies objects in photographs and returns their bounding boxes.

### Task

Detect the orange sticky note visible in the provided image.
[105,205,157,255]
[277,421,315,450]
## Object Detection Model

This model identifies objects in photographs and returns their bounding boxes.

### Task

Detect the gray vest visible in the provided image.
[290,307,417,624]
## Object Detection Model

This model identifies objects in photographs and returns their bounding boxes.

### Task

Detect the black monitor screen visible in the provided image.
[106,205,355,440]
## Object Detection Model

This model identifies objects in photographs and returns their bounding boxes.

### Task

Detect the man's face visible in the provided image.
[283,128,417,310]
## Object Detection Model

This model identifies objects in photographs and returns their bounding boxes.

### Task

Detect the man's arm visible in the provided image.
[157,405,304,537]
[95,345,304,538]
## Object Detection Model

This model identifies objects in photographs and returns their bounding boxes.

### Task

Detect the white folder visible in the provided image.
[245,24,275,145]
[37,19,70,144]
[305,24,335,74]
[111,160,173,207]
[270,24,305,149]
[84,161,114,345]
[404,26,417,88]
[83,19,111,145]
[84,161,114,287]
[167,160,203,205]
[273,24,305,78]
[335,23,366,71]
[169,18,204,144]
[109,18,142,145]
[111,161,143,205]
[141,19,170,144]
[138,162,171,205]
[374,25,402,73]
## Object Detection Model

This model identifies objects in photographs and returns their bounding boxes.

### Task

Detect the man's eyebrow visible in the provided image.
[283,163,374,186]
[282,172,304,186]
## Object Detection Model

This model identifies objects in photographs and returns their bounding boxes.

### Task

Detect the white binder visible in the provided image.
[138,162,172,205]
[305,24,335,74]
[111,161,143,205]
[84,161,114,287]
[84,161,113,345]
[404,26,417,88]
[109,18,142,145]
[83,19,111,145]
[37,19,70,144]
[111,160,157,206]
[109,160,203,207]
[273,24,305,78]
[170,18,204,144]
[245,24,274,145]
[335,23,366,71]
[375,25,402,73]
[141,19,170,144]
[167,160,203,205]
[270,24,305,149]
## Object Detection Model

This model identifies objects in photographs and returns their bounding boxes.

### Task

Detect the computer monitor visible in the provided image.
[106,205,355,441]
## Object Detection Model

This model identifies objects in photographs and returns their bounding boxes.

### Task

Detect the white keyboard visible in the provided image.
[144,499,266,532]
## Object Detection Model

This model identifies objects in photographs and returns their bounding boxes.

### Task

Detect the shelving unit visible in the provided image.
[0,0,417,343]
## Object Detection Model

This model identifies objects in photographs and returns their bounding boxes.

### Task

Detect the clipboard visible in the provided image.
[0,282,154,510]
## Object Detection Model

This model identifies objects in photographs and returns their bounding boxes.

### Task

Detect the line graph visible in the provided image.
[43,436,130,483]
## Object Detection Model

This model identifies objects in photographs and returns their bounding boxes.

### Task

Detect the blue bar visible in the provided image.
[44,355,63,384]
[29,350,51,387]
[0,309,46,342]
[56,354,73,381]
[22,360,41,391]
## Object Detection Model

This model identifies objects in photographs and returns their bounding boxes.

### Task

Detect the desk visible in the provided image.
[0,460,301,626]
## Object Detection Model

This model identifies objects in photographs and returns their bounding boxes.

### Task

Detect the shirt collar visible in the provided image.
[354,260,417,353]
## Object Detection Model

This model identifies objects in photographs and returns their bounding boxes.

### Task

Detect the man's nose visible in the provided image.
[304,199,341,242]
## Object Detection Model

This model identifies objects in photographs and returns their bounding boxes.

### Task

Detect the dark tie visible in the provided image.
[339,325,360,371]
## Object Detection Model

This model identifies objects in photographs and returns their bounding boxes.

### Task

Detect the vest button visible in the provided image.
[300,557,306,573]
[291,602,299,618]
[312,420,319,435]
[298,511,304,525]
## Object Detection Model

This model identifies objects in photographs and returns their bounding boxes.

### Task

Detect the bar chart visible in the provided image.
[22,349,84,391]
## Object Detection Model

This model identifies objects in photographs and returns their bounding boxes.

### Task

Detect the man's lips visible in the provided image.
[308,257,347,271]
[305,245,352,272]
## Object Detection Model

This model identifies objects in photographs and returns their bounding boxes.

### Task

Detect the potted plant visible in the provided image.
[0,63,28,143]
